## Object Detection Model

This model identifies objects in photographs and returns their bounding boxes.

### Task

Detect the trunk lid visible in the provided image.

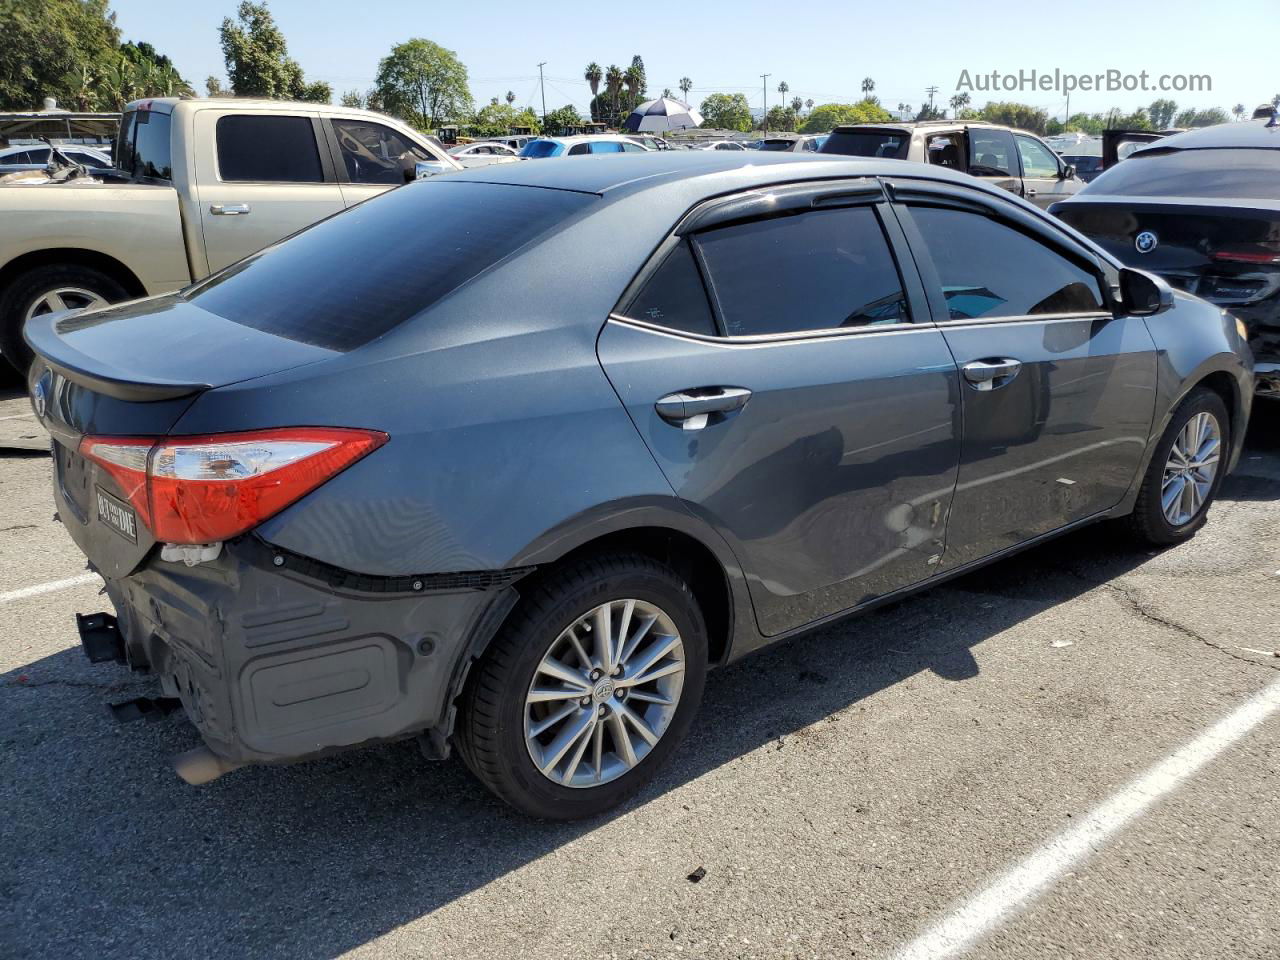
[28,296,340,578]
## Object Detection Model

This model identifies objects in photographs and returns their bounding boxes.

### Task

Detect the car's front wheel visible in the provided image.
[1127,387,1230,545]
[457,554,707,820]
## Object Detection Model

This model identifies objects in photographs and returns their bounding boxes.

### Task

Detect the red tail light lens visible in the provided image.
[1211,248,1280,265]
[80,428,387,544]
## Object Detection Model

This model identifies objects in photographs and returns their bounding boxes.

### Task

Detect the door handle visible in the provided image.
[655,386,752,430]
[962,359,1022,391]
[209,203,251,216]
[1025,188,1038,197]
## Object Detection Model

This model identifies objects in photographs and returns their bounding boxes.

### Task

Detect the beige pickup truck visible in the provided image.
[0,97,471,372]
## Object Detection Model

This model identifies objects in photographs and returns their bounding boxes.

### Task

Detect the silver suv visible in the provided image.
[820,121,1083,209]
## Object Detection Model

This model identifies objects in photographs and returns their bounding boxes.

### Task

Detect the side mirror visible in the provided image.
[411,160,451,181]
[1118,267,1174,317]
[1061,164,1076,180]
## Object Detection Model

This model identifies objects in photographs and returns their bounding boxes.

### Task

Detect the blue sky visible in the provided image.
[111,0,1276,119]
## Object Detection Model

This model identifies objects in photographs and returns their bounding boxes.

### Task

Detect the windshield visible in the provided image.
[520,140,563,158]
[1085,148,1280,200]
[189,181,595,351]
[820,130,910,159]
[759,140,795,151]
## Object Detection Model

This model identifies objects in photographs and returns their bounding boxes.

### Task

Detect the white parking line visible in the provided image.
[890,676,1280,960]
[0,573,100,605]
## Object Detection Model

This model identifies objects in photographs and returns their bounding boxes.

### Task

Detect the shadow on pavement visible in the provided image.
[3,522,1160,959]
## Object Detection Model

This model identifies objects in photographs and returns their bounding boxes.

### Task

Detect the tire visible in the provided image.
[0,264,129,375]
[457,553,708,820]
[1126,387,1230,546]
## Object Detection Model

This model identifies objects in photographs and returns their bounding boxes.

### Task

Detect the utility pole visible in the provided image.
[537,62,547,129]
[925,85,938,115]
[761,73,771,135]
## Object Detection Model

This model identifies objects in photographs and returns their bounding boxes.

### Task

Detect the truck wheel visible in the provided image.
[1126,387,1230,546]
[0,264,129,375]
[457,554,708,820]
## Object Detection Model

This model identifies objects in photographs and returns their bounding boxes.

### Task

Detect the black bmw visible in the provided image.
[1052,117,1280,399]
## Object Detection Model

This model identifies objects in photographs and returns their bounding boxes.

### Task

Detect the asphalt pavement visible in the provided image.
[2,374,1277,960]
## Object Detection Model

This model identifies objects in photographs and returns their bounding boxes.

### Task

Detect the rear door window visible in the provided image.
[189,181,594,351]
[618,241,717,337]
[967,130,1015,176]
[217,115,323,183]
[567,143,590,156]
[906,206,1105,318]
[591,142,623,154]
[695,206,910,336]
[116,108,173,181]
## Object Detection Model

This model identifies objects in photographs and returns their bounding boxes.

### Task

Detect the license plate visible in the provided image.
[95,487,138,543]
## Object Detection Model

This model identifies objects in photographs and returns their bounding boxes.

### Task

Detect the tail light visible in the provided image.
[81,428,387,544]
[1211,246,1280,265]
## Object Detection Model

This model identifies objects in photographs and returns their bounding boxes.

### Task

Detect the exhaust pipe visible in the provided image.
[172,746,243,785]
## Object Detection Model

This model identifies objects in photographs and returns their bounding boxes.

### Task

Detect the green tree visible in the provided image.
[949,91,970,118]
[584,62,602,99]
[602,64,624,123]
[978,101,1049,133]
[0,0,120,110]
[699,92,752,131]
[805,98,814,113]
[628,54,647,99]
[790,96,803,115]
[1232,103,1245,121]
[374,38,471,129]
[777,80,789,105]
[206,75,230,97]
[800,100,891,134]
[340,89,365,108]
[662,87,673,99]
[505,90,515,106]
[679,76,692,102]
[861,76,875,97]
[765,104,796,132]
[1147,97,1178,129]
[1172,106,1228,127]
[219,1,328,101]
[914,102,945,121]
[543,103,581,134]
[469,101,538,137]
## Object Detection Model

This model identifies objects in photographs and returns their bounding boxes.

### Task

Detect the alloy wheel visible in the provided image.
[24,287,108,321]
[524,598,686,788]
[1161,411,1221,527]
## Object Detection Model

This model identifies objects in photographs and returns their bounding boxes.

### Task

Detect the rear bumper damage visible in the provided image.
[81,537,526,772]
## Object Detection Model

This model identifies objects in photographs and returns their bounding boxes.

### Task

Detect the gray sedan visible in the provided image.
[27,152,1253,819]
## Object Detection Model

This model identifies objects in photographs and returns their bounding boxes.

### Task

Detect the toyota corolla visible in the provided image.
[27,152,1253,819]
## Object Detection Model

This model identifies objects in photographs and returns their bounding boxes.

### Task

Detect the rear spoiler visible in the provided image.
[24,312,209,402]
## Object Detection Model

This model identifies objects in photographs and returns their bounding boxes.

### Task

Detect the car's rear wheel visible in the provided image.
[457,553,707,820]
[1127,387,1230,545]
[0,264,128,375]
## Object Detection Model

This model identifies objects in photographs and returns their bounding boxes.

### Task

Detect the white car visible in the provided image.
[448,141,520,158]
[0,143,111,173]
[519,135,651,158]
[698,140,748,151]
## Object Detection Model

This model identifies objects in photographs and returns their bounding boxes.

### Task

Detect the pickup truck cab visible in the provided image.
[0,97,469,372]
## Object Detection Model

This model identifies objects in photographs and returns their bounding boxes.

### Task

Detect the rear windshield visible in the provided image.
[820,130,910,159]
[115,108,173,181]
[520,140,562,158]
[189,181,594,351]
[759,140,795,151]
[1086,148,1280,200]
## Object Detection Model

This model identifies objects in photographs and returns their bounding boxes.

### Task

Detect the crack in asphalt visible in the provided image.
[1064,566,1280,674]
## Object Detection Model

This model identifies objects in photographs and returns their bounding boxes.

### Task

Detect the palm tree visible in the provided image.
[804,98,813,114]
[506,90,516,106]
[777,80,789,105]
[861,76,875,97]
[662,87,673,99]
[624,65,643,101]
[949,91,971,118]
[679,76,692,103]
[604,64,624,125]
[790,96,803,115]
[584,63,602,99]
